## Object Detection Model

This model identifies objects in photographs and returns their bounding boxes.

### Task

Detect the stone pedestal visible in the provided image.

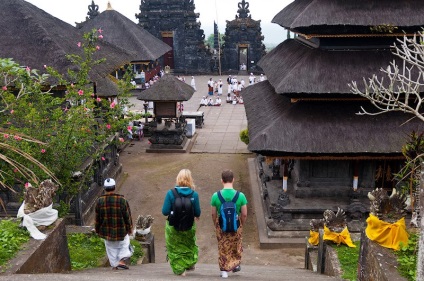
[139,234,155,264]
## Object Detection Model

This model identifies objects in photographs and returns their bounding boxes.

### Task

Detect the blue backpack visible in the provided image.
[217,191,240,233]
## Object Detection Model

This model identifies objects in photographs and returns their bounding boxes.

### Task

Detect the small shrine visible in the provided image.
[221,0,266,72]
[137,73,195,152]
[136,0,212,74]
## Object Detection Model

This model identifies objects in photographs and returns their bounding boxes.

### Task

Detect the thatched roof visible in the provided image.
[137,75,195,101]
[258,39,408,98]
[243,81,424,158]
[0,0,133,96]
[78,6,171,61]
[273,0,424,35]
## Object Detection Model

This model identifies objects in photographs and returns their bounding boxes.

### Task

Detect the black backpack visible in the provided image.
[168,188,195,231]
[218,191,240,233]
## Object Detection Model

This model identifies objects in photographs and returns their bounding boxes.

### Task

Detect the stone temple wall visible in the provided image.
[137,0,212,74]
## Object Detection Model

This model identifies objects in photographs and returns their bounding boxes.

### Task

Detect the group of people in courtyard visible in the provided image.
[95,169,248,279]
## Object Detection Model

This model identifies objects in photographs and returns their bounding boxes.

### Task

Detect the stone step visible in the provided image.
[2,263,342,281]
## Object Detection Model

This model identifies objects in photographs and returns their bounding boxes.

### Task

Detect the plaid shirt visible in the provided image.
[95,193,133,241]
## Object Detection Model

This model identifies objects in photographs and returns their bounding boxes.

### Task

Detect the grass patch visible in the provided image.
[396,232,418,281]
[0,219,30,271]
[67,233,143,270]
[332,240,360,281]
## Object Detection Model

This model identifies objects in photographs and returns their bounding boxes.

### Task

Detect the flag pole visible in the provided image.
[215,0,222,76]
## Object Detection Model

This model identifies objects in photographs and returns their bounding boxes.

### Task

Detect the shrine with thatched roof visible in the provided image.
[0,0,134,98]
[77,1,172,84]
[137,74,195,152]
[242,0,424,234]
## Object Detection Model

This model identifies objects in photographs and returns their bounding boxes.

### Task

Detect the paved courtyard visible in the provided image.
[128,74,255,153]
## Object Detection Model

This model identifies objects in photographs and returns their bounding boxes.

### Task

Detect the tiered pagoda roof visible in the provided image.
[244,81,424,158]
[243,0,424,158]
[273,0,424,35]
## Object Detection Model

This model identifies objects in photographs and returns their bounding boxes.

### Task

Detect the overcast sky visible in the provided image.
[25,0,294,45]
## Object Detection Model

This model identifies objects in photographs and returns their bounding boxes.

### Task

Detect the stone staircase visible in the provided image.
[1,263,342,281]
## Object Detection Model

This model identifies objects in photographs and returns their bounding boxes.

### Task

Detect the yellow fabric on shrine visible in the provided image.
[308,230,319,246]
[365,215,409,251]
[323,226,356,248]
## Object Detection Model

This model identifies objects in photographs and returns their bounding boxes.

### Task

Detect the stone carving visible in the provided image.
[310,208,347,233]
[87,0,99,20]
[135,214,154,241]
[368,188,407,223]
[23,180,59,214]
[136,0,211,73]
[237,0,250,19]
[222,0,266,72]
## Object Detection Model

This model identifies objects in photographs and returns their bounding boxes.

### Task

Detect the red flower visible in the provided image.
[4,134,9,139]
[41,149,46,153]
[77,42,81,47]
[101,157,105,161]
[10,110,14,114]
[98,28,103,34]
[110,101,116,108]
[119,137,124,143]
[97,97,101,102]
[96,46,100,50]
[98,35,104,39]
[106,124,111,129]
[14,135,22,141]
[78,90,84,96]
[2,86,7,91]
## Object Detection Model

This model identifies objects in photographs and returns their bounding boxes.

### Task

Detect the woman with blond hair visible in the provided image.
[162,169,201,276]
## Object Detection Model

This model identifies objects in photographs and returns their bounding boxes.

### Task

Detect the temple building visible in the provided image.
[243,0,424,233]
[221,0,266,73]
[77,1,171,83]
[136,0,211,74]
[0,0,133,223]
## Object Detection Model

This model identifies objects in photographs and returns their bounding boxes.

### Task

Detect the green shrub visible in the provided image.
[396,232,418,281]
[0,219,30,271]
[240,128,249,145]
[332,241,360,281]
[67,233,143,270]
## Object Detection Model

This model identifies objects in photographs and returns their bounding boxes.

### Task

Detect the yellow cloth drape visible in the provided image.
[308,230,319,246]
[323,226,356,248]
[365,214,409,251]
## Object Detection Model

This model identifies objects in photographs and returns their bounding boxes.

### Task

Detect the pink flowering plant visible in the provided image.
[0,30,136,213]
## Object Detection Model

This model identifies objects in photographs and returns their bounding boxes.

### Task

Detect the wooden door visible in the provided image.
[162,37,174,69]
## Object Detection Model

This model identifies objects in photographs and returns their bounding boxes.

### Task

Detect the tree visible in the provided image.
[349,32,424,281]
[0,30,134,214]
[205,33,224,49]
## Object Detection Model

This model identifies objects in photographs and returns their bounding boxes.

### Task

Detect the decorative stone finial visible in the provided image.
[106,1,113,10]
[87,0,99,19]
[237,0,250,19]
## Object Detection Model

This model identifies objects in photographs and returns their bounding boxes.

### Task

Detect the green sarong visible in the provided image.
[165,221,198,275]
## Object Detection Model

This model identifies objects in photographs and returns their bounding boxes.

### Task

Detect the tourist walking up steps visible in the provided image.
[211,170,248,278]
[95,178,133,270]
[162,169,201,276]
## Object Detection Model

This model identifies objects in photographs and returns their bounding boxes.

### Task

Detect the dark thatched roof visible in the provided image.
[273,0,424,35]
[78,7,171,61]
[243,81,424,158]
[0,0,134,96]
[258,39,409,98]
[137,75,195,102]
